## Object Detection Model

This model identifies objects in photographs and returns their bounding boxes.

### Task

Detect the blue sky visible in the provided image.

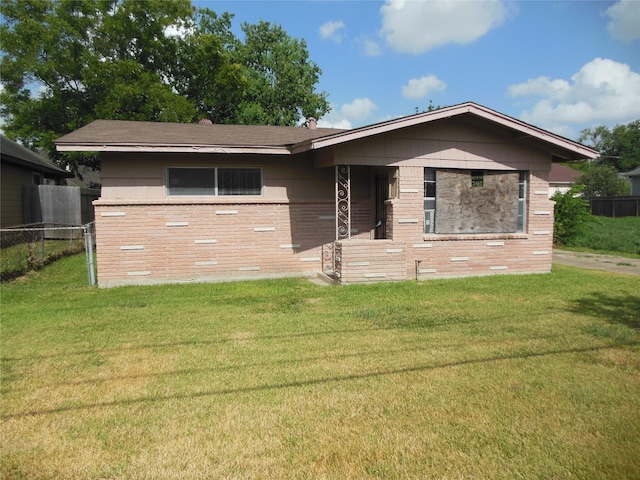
[201,0,639,140]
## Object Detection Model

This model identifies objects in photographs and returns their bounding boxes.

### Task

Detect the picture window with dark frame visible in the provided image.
[166,167,262,196]
[424,168,527,235]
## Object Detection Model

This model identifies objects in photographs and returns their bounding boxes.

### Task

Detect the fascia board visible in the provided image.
[56,144,291,155]
[467,105,599,159]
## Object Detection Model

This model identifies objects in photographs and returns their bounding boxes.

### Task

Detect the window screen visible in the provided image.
[218,168,262,195]
[167,168,262,196]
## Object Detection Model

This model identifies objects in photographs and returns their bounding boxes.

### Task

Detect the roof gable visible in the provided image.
[293,102,599,161]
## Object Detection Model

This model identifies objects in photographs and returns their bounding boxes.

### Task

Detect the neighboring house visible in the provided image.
[548,163,582,197]
[623,167,640,195]
[55,102,598,287]
[1,135,72,227]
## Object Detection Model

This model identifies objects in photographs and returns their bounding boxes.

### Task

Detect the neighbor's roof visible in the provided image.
[549,163,582,184]
[55,102,600,161]
[623,167,640,178]
[1,135,71,177]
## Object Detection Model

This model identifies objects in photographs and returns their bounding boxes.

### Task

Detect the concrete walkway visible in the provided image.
[553,250,640,276]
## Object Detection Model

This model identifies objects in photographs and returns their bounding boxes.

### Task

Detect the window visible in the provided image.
[424,168,527,234]
[167,167,262,196]
[517,171,527,232]
[471,171,484,188]
[424,168,436,233]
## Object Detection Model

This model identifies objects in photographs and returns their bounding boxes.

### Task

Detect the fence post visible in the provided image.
[83,223,96,286]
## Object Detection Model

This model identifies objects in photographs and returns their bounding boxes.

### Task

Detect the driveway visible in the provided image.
[553,250,640,276]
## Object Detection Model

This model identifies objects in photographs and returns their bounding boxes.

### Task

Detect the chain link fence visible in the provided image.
[0,223,96,285]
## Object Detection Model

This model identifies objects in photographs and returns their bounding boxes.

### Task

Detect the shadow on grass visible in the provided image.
[0,330,578,394]
[3,341,636,419]
[569,292,640,330]
[0,307,563,362]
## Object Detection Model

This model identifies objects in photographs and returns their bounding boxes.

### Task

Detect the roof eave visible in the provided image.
[56,144,291,155]
[2,155,73,177]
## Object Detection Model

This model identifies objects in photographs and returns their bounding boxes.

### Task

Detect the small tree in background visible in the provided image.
[579,120,640,173]
[551,186,595,246]
[576,165,629,197]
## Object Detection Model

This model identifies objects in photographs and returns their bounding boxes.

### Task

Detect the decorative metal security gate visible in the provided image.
[322,166,351,277]
[336,165,351,240]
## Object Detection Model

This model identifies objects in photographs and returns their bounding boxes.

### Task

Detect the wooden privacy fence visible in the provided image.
[22,185,99,227]
[587,196,640,218]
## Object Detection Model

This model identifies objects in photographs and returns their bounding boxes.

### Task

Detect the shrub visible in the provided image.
[551,186,596,246]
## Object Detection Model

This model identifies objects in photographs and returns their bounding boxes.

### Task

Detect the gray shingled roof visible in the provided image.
[624,167,640,178]
[1,135,71,177]
[55,120,346,148]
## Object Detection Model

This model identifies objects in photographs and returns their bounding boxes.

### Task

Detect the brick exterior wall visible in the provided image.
[95,165,554,286]
[95,199,377,287]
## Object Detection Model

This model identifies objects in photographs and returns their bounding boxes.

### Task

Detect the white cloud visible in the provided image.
[319,20,345,43]
[361,37,382,57]
[380,0,508,54]
[605,0,640,42]
[341,97,378,121]
[402,75,447,99]
[317,98,379,129]
[317,114,352,130]
[508,57,640,136]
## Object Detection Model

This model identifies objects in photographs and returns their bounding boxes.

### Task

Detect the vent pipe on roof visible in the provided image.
[307,117,317,130]
[198,118,213,125]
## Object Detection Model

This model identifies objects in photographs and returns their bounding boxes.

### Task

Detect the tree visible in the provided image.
[579,120,640,172]
[232,21,329,126]
[0,0,330,175]
[551,186,595,246]
[576,165,629,197]
[0,0,197,175]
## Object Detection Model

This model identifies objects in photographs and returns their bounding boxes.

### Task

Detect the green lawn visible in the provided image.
[1,254,639,479]
[1,236,85,281]
[563,216,640,257]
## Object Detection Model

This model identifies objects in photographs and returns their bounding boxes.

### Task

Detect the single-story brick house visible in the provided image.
[56,102,598,287]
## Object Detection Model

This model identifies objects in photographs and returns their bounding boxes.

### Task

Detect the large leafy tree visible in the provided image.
[0,0,330,174]
[579,120,640,173]
[233,21,329,126]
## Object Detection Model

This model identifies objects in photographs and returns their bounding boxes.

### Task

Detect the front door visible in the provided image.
[375,173,388,239]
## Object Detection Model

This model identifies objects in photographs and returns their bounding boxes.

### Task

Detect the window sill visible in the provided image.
[422,233,529,242]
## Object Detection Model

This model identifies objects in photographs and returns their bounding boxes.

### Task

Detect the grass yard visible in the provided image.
[564,215,640,258]
[1,237,85,282]
[1,254,639,479]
